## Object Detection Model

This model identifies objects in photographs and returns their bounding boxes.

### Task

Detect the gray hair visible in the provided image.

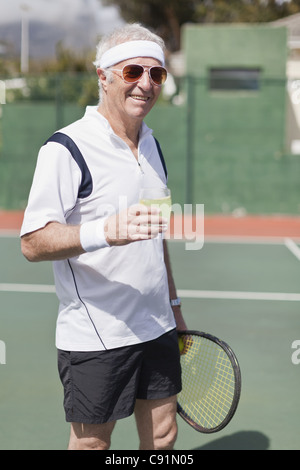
[94,23,166,103]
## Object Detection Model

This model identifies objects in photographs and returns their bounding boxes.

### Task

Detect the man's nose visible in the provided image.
[138,70,152,90]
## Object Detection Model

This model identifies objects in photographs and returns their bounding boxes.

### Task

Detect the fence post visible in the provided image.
[0,80,5,105]
[56,74,64,129]
[186,76,195,207]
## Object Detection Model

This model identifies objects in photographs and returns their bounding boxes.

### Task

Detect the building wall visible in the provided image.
[184,24,287,78]
[179,24,296,214]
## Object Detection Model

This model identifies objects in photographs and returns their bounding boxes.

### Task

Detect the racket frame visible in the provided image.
[177,330,241,433]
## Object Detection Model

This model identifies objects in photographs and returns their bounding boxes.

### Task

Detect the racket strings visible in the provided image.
[178,335,236,430]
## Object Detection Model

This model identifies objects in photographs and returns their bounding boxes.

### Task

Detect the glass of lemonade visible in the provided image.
[139,187,172,225]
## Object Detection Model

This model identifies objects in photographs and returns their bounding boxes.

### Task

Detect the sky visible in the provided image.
[0,0,124,57]
[0,0,122,30]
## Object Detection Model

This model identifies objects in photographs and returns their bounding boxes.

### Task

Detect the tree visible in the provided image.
[103,0,197,51]
[195,0,296,24]
[103,0,300,51]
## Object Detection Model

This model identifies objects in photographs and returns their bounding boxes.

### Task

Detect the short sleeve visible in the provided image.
[20,142,82,236]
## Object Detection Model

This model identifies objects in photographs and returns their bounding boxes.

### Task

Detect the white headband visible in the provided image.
[99,40,165,69]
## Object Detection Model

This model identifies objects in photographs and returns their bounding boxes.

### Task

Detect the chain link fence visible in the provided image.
[0,73,299,214]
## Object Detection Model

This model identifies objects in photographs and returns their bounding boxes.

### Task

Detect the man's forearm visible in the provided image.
[21,205,168,262]
[21,222,84,262]
[163,240,187,331]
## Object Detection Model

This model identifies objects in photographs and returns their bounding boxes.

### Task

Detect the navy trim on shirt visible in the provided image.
[44,132,93,199]
[154,138,168,180]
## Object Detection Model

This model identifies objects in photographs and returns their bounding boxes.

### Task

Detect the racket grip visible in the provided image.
[178,333,193,355]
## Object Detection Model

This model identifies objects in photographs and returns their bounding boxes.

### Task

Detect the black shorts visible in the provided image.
[57,329,182,424]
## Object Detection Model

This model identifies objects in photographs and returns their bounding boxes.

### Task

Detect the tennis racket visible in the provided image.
[177,330,241,434]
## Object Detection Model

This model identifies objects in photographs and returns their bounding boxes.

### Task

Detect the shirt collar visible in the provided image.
[84,106,153,142]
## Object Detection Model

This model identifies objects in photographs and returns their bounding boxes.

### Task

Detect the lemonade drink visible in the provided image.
[139,188,172,225]
[139,195,172,222]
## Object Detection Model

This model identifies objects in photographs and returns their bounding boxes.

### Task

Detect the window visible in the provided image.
[209,68,261,91]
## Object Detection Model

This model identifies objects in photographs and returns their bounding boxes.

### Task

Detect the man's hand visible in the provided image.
[104,204,167,246]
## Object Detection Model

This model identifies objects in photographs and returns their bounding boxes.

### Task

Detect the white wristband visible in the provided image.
[80,218,110,252]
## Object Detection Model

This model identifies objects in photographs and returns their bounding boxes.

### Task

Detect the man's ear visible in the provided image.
[97,68,108,93]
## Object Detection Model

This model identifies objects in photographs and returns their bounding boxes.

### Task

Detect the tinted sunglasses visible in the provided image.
[109,64,168,86]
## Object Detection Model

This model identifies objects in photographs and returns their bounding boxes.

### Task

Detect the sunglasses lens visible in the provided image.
[150,67,167,85]
[123,65,144,82]
[122,65,167,86]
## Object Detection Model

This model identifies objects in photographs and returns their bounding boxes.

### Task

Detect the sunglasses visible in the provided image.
[108,64,168,86]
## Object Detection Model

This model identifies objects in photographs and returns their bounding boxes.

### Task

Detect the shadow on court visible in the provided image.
[194,431,270,450]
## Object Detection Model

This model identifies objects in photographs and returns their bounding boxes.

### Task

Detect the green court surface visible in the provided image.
[0,234,299,450]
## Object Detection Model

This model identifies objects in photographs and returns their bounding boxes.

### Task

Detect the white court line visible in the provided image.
[169,236,286,245]
[0,230,20,237]
[178,289,300,302]
[285,238,300,262]
[0,283,56,294]
[1,284,299,301]
[204,236,297,245]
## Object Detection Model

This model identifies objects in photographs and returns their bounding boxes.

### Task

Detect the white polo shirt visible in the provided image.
[21,106,176,351]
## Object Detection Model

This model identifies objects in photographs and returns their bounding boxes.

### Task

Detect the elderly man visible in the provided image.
[21,23,187,450]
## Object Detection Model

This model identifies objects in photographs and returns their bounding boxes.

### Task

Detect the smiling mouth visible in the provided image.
[130,95,150,102]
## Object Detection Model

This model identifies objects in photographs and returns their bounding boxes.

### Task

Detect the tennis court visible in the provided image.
[0,217,299,450]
